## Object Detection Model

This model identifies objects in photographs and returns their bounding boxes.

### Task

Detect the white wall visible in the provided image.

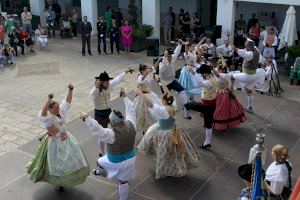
[235,2,300,31]
[236,0,300,6]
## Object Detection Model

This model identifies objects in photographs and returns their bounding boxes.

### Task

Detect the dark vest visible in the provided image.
[107,121,136,163]
[242,49,259,75]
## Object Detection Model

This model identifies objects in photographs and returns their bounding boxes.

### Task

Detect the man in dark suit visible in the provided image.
[169,7,176,40]
[80,16,92,56]
[97,16,107,55]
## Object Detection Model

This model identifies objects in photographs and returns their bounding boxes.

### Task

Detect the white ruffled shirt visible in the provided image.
[265,162,289,195]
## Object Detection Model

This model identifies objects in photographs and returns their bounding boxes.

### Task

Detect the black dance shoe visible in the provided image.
[199,143,211,150]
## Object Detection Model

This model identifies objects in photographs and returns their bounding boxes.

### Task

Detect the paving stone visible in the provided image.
[0,107,7,113]
[13,138,29,146]
[0,142,19,152]
[1,134,19,142]
[16,130,39,140]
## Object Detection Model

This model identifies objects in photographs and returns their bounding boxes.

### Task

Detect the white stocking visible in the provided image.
[204,128,212,145]
[119,182,129,200]
[178,91,190,118]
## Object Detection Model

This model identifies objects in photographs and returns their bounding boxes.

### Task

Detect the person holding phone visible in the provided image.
[91,68,134,157]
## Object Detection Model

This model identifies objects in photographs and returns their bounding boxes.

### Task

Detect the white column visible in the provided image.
[29,0,46,26]
[216,0,236,46]
[142,0,160,38]
[81,0,98,34]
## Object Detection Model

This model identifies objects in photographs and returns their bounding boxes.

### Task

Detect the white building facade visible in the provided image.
[29,0,299,44]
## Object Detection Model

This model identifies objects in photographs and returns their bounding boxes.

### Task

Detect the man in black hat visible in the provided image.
[237,164,252,200]
[184,64,217,149]
[91,68,134,156]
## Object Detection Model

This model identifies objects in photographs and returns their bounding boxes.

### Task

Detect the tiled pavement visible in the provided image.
[0,38,299,199]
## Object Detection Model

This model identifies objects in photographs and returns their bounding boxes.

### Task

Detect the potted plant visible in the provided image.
[124,0,154,52]
[285,45,300,75]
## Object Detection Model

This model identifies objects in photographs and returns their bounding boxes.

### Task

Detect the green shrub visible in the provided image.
[287,45,300,57]
[132,24,154,42]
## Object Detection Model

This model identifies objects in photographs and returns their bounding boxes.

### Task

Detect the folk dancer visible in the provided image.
[211,55,247,131]
[137,86,200,179]
[184,64,217,149]
[231,39,259,113]
[91,68,134,156]
[80,89,137,200]
[135,64,161,134]
[27,84,89,191]
[154,40,191,119]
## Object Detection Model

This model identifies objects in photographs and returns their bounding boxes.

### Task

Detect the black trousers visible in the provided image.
[185,102,216,128]
[11,42,24,56]
[110,36,120,53]
[82,35,91,55]
[71,22,77,37]
[98,35,106,53]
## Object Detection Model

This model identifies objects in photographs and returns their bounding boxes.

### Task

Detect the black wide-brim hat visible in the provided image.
[196,64,212,74]
[238,164,252,182]
[95,71,113,81]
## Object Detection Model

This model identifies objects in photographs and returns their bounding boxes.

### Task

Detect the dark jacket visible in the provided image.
[80,21,92,36]
[97,21,106,35]
[110,25,120,39]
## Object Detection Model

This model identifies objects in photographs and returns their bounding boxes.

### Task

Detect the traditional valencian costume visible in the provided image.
[134,64,161,134]
[137,86,200,179]
[212,58,247,131]
[81,91,137,200]
[185,64,217,149]
[27,85,89,190]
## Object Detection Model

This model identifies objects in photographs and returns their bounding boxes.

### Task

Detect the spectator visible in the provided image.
[97,16,107,54]
[121,19,133,56]
[21,7,32,35]
[8,27,25,56]
[46,6,56,37]
[0,44,14,67]
[35,25,48,48]
[264,144,292,199]
[248,23,260,47]
[0,24,4,47]
[182,12,191,36]
[216,40,233,66]
[263,27,277,58]
[178,8,185,34]
[258,26,267,54]
[80,16,92,56]
[105,7,113,37]
[290,57,300,85]
[112,8,123,28]
[235,14,246,46]
[270,12,278,30]
[191,13,204,43]
[247,13,258,33]
[169,7,176,40]
[5,15,15,34]
[110,19,120,54]
[19,27,35,53]
[201,37,215,57]
[71,9,78,39]
[162,12,173,45]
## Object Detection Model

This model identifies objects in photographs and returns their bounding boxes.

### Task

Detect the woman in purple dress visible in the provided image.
[121,19,133,56]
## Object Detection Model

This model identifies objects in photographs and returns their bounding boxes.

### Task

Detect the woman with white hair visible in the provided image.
[35,24,48,48]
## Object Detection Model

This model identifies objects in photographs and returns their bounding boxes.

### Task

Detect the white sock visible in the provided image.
[178,91,190,118]
[119,183,129,200]
[247,95,253,108]
[204,128,212,145]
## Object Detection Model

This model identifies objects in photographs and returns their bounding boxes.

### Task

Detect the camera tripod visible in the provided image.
[268,63,282,98]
